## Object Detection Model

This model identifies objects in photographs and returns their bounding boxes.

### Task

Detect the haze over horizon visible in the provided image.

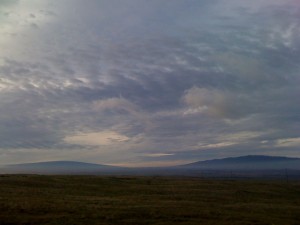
[0,0,300,167]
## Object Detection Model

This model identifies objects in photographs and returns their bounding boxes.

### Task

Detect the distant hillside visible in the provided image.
[2,161,125,174]
[2,155,300,175]
[182,155,300,170]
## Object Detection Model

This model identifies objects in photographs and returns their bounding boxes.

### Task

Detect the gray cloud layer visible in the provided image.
[0,0,299,165]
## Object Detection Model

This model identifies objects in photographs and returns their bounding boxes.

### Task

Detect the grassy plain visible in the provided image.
[0,175,300,225]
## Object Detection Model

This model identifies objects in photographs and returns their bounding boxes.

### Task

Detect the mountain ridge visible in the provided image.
[184,155,300,164]
[2,155,300,175]
[6,160,115,168]
[181,155,300,170]
[2,160,124,175]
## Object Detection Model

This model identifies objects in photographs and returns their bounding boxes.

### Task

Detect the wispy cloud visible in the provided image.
[275,138,300,148]
[0,0,299,165]
[64,131,130,146]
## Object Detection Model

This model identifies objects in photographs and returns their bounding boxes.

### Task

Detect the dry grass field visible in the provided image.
[0,175,300,225]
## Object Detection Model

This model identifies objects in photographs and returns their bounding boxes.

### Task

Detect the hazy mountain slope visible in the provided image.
[182,155,300,170]
[2,155,300,175]
[2,161,125,174]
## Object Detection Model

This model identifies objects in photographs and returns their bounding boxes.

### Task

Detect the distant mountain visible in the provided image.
[181,155,300,170]
[1,155,300,176]
[9,161,111,168]
[2,161,126,174]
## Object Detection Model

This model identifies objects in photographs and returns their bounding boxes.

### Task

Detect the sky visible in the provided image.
[0,0,300,167]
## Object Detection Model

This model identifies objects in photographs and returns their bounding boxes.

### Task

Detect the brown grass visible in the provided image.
[0,175,300,225]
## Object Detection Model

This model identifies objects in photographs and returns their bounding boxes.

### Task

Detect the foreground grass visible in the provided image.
[0,175,300,225]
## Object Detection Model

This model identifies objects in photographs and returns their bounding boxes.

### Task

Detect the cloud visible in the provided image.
[0,0,300,165]
[64,131,130,146]
[275,137,300,148]
[143,153,175,158]
[197,142,237,149]
[182,86,254,119]
[92,97,139,115]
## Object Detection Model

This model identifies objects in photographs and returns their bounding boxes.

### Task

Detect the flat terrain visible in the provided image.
[0,175,300,225]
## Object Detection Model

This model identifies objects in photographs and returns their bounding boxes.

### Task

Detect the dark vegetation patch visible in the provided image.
[0,175,300,225]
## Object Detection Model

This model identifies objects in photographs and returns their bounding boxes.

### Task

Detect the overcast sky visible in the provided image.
[0,0,299,166]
